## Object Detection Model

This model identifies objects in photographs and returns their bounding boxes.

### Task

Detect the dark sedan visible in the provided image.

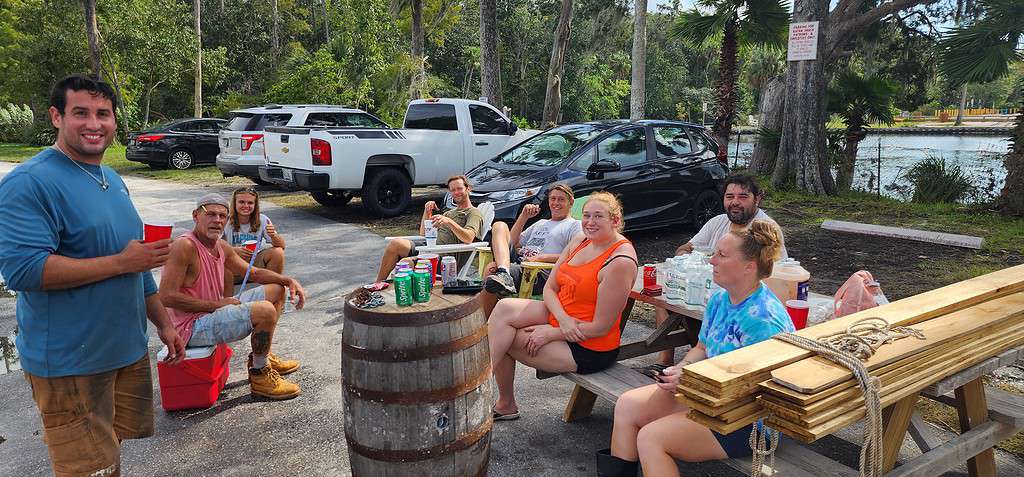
[126,118,226,170]
[466,120,728,232]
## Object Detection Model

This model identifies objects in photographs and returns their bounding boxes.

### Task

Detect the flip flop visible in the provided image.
[492,410,521,421]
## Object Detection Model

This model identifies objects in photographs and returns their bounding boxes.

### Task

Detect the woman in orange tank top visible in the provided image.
[488,192,638,420]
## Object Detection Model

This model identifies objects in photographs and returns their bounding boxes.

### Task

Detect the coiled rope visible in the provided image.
[749,317,925,477]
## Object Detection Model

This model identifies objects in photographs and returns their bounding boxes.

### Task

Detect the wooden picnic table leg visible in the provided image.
[954,377,997,477]
[882,394,919,472]
[563,385,599,423]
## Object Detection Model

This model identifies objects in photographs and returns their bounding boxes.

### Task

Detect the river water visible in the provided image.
[727,134,1012,201]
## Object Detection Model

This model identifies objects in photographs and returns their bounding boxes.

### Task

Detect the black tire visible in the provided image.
[691,189,722,229]
[361,168,411,217]
[168,149,194,170]
[311,190,354,207]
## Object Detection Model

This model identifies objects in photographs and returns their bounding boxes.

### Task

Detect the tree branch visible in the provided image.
[826,0,938,62]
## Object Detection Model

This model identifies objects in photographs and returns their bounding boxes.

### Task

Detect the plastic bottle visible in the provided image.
[685,258,705,306]
[764,258,811,303]
[665,257,685,304]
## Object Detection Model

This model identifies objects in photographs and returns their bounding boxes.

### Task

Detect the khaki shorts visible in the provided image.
[24,355,154,477]
[233,248,273,284]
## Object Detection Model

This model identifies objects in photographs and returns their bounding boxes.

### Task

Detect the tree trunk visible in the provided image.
[712,16,739,164]
[996,91,1024,215]
[542,0,573,127]
[271,0,280,66]
[835,129,865,192]
[411,0,425,99]
[629,0,647,120]
[749,75,785,175]
[478,0,502,109]
[322,0,331,44]
[83,0,101,77]
[773,0,833,194]
[954,85,968,125]
[194,0,203,118]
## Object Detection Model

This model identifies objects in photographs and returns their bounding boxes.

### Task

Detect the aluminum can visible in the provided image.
[394,273,414,306]
[412,267,431,303]
[440,256,459,286]
[643,264,656,288]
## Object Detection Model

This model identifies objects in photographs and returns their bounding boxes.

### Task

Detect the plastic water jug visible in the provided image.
[765,258,810,303]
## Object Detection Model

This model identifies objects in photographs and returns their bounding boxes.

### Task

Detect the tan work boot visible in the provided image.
[247,353,300,376]
[268,353,299,375]
[248,366,301,400]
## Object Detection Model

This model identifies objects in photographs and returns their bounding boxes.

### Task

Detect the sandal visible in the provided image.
[492,410,521,421]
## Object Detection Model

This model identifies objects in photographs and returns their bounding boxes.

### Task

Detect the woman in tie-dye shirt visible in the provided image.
[599,220,793,477]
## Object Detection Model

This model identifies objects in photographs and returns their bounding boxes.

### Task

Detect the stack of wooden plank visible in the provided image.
[676,264,1024,441]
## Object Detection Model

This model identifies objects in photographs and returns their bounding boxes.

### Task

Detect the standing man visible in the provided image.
[0,75,185,477]
[375,175,484,281]
[650,173,788,368]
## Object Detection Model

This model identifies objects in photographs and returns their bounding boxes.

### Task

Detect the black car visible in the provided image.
[126,118,227,170]
[466,120,728,232]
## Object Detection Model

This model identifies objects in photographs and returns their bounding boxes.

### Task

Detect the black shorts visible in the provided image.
[567,342,618,375]
[712,423,760,458]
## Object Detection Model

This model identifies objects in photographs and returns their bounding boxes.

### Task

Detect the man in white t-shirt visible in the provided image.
[652,173,788,367]
[481,183,582,318]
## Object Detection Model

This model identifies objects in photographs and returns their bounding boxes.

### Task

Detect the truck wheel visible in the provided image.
[690,189,722,229]
[362,168,411,217]
[311,191,353,207]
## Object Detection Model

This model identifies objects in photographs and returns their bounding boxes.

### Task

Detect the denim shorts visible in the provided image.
[188,286,266,347]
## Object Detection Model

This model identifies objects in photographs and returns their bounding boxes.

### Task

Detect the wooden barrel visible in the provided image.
[342,286,492,476]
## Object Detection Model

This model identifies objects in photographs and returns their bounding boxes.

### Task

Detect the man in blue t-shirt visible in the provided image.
[0,75,185,477]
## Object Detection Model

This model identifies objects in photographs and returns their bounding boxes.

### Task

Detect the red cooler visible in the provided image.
[156,343,232,411]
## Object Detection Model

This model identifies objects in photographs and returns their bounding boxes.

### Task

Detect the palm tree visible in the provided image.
[827,71,899,192]
[672,0,789,162]
[939,0,1023,214]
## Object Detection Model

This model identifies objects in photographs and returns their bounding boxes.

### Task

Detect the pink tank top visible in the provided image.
[167,232,226,343]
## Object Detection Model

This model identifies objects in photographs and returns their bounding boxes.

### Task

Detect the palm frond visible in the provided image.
[670,9,733,47]
[938,0,1024,85]
[737,0,790,48]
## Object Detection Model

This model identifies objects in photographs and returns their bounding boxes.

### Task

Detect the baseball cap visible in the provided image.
[196,193,230,210]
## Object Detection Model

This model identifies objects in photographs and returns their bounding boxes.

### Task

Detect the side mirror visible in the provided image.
[588,160,621,174]
[507,121,519,136]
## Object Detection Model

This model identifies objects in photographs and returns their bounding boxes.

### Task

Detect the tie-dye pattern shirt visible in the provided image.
[698,283,794,359]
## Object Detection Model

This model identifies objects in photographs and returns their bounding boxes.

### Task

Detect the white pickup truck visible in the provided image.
[259,98,537,217]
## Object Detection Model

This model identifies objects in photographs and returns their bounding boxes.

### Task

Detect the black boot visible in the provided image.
[596,449,638,477]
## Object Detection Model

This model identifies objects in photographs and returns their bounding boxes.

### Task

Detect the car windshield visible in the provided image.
[491,124,606,167]
[151,119,188,131]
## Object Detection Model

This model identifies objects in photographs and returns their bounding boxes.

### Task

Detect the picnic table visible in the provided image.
[541,267,1024,476]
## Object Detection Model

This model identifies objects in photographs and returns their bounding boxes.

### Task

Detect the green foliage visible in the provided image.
[266,48,366,106]
[827,70,899,131]
[0,103,32,142]
[938,0,1024,86]
[905,156,976,203]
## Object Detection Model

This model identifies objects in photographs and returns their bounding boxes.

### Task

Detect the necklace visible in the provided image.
[51,145,108,190]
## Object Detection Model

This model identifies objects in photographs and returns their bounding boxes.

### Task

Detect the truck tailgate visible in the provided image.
[264,127,314,170]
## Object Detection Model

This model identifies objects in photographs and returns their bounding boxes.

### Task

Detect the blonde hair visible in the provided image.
[549,183,575,203]
[730,219,783,279]
[584,191,624,232]
[230,187,261,233]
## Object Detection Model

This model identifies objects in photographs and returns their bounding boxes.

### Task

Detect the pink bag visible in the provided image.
[834,271,887,318]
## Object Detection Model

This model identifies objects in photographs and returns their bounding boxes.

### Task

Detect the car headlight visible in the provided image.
[487,186,541,203]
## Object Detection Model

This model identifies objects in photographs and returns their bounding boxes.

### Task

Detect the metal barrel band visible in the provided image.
[345,420,492,463]
[342,294,482,327]
[342,364,491,405]
[341,325,488,363]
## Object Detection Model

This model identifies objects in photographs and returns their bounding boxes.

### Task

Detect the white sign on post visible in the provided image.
[787,21,819,61]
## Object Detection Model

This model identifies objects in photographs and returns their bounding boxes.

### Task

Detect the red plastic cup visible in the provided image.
[243,240,258,252]
[786,299,810,330]
[144,221,173,243]
[418,253,440,282]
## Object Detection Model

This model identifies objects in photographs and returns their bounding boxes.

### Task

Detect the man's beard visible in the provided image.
[727,206,757,225]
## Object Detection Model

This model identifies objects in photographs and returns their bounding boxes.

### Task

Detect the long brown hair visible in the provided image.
[230,187,261,233]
